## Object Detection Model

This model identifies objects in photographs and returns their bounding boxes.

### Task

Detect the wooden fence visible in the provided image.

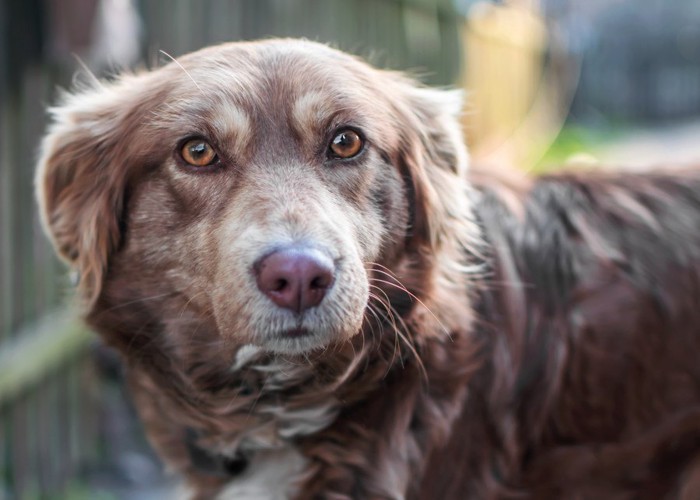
[0,57,99,498]
[0,0,462,498]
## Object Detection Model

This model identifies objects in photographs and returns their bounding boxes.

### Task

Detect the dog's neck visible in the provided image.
[131,290,461,419]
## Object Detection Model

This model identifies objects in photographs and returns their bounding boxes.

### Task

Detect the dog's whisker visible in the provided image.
[91,291,180,317]
[366,293,396,364]
[369,275,452,339]
[159,49,203,93]
[366,300,400,373]
[368,284,428,381]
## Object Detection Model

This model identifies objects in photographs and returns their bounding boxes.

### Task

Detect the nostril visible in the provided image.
[309,267,334,290]
[274,278,288,292]
[310,276,326,289]
[254,246,336,313]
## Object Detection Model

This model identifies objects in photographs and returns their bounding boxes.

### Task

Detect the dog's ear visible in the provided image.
[391,81,474,255]
[36,77,151,305]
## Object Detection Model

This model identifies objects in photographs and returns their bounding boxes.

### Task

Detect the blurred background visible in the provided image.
[1,0,699,498]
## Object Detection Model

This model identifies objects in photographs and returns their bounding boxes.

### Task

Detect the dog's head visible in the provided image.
[37,39,473,356]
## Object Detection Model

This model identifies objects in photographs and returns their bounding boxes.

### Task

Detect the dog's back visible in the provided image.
[418,169,700,498]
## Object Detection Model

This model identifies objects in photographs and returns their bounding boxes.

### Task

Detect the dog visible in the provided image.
[36,39,700,499]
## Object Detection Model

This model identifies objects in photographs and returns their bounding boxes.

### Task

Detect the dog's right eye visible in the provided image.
[180,139,218,167]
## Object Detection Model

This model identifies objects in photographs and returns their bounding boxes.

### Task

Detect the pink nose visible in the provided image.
[254,246,335,313]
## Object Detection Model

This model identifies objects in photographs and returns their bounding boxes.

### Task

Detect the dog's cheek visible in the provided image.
[118,179,216,299]
[339,173,408,266]
[370,163,411,265]
[324,163,395,264]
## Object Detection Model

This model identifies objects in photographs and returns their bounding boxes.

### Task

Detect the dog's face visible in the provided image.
[37,39,470,357]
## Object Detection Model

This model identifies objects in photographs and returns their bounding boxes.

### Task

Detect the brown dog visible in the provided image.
[37,39,700,499]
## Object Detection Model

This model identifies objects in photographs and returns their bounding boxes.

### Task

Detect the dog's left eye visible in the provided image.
[180,139,218,167]
[329,129,364,159]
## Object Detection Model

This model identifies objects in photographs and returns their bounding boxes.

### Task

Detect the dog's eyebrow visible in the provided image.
[211,104,253,151]
[291,92,335,133]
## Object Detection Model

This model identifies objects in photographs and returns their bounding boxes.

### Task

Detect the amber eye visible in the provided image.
[329,129,363,159]
[181,139,218,167]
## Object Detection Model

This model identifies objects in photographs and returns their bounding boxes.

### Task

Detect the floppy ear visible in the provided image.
[392,82,476,256]
[36,77,150,305]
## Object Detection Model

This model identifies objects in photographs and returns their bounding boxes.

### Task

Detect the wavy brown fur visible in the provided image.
[36,39,700,499]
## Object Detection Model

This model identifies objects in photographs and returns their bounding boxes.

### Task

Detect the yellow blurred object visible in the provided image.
[462,1,575,171]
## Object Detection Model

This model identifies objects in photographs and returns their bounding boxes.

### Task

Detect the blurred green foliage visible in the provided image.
[534,125,626,173]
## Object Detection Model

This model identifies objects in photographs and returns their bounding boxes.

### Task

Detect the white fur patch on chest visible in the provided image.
[219,347,340,498]
[231,347,341,441]
[232,344,263,371]
[216,446,307,500]
[263,400,339,439]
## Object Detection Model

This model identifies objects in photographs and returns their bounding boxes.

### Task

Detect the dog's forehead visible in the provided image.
[179,42,379,112]
[152,41,396,150]
[179,41,366,96]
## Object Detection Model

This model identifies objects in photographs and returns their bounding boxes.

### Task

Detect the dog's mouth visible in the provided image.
[280,327,312,338]
[261,326,331,354]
